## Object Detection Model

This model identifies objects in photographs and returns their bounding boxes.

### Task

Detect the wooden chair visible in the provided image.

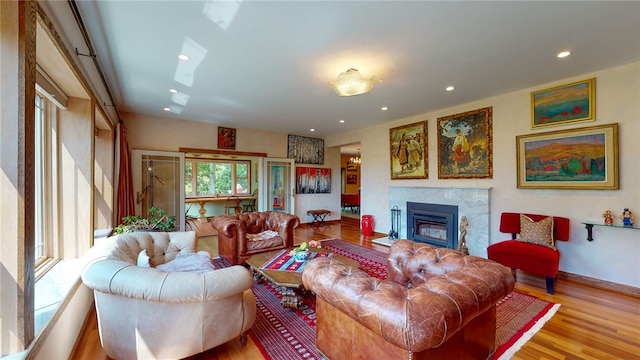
[224,195,242,214]
[241,189,258,213]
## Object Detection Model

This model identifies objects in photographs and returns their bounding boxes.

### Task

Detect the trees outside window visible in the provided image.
[185,160,249,197]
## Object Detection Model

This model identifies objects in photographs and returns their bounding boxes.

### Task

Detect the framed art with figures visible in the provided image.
[217,126,236,150]
[389,121,427,180]
[437,106,493,179]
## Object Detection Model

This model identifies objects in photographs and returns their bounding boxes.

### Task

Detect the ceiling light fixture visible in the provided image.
[557,51,572,58]
[329,68,380,96]
[381,106,388,111]
[446,86,455,91]
[348,149,362,166]
[178,54,189,61]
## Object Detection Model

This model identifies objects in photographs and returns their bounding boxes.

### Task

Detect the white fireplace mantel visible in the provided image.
[388,186,492,257]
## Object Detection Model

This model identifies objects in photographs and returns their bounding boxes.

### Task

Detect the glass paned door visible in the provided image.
[132,150,185,230]
[260,158,295,214]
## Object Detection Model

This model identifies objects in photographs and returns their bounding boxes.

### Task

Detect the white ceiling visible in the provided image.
[73,1,640,138]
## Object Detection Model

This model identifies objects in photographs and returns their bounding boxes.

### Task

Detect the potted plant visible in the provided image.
[113,207,177,235]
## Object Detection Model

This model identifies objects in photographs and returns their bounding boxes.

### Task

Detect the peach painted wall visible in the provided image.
[122,113,288,156]
[122,113,343,223]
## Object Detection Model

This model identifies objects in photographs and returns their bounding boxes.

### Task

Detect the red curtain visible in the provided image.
[116,121,134,223]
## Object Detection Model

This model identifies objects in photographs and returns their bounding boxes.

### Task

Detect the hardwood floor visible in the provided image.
[71,217,640,360]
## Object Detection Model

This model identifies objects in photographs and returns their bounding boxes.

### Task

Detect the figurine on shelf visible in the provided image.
[620,208,634,227]
[602,210,614,225]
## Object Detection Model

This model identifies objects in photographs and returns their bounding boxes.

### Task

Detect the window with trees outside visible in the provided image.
[34,92,56,270]
[185,159,250,197]
[34,93,47,265]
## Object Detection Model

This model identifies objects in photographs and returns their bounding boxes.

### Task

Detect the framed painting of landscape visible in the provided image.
[531,78,595,128]
[288,135,324,164]
[516,123,618,189]
[295,167,331,194]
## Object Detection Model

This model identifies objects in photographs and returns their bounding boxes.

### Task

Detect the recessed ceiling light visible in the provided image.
[557,51,572,58]
[178,54,189,61]
[381,106,388,111]
[339,120,345,123]
[446,86,455,92]
[163,107,171,111]
[169,89,178,93]
[310,128,315,132]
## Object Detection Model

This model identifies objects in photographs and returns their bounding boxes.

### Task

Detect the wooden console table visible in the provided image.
[185,196,256,222]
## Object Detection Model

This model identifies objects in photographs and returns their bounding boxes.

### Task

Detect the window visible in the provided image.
[185,159,250,197]
[34,93,55,268]
[35,94,45,263]
[33,91,64,335]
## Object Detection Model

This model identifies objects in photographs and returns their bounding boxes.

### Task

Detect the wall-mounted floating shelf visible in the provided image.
[581,222,640,241]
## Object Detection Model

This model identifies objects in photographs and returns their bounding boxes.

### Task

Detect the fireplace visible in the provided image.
[407,202,458,249]
[390,187,490,256]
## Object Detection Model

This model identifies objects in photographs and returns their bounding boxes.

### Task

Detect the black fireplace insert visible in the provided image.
[407,202,458,249]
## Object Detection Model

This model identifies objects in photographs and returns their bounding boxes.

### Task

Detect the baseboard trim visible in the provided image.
[558,271,640,299]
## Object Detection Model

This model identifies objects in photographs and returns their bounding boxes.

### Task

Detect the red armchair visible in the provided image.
[487,212,570,294]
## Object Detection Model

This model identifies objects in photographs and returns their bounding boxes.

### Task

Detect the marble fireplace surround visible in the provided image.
[388,186,491,257]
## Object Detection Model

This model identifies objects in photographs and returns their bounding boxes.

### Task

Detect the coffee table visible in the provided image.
[246,248,359,309]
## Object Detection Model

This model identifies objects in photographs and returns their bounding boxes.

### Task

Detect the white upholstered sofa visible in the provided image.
[81,231,256,360]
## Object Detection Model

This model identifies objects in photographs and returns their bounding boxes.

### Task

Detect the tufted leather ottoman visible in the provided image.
[302,239,515,360]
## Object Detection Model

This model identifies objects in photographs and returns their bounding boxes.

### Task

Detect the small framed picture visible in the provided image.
[218,126,236,150]
[531,78,595,128]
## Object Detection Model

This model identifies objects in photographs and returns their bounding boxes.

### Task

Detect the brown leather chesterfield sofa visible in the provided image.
[212,211,300,265]
[302,239,515,360]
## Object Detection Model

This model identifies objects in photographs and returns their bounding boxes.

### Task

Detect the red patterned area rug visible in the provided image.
[214,239,559,360]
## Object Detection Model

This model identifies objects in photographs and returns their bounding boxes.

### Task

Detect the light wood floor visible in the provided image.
[71,217,640,360]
